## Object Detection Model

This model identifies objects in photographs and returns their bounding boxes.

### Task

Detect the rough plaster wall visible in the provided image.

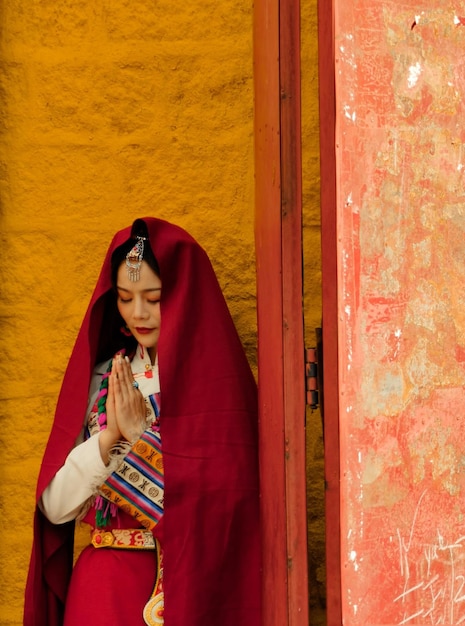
[0,2,256,624]
[0,1,323,624]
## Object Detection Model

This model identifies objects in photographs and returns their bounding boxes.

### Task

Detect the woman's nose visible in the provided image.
[133,299,148,319]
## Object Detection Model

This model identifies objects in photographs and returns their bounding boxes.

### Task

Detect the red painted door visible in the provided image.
[320,1,465,624]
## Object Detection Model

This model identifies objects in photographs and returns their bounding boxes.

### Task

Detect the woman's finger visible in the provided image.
[111,354,146,435]
[106,364,121,438]
[118,354,136,396]
[114,354,131,402]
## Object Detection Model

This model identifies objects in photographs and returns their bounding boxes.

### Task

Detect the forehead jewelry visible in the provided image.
[126,236,147,282]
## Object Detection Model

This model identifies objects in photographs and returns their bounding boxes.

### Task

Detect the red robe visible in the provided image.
[24,218,262,625]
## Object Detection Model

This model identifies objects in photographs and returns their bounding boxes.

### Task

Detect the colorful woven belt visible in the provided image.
[91,528,156,550]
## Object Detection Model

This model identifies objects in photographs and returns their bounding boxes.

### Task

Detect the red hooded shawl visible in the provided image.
[24,218,262,626]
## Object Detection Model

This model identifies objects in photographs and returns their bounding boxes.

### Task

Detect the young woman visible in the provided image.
[25,218,262,626]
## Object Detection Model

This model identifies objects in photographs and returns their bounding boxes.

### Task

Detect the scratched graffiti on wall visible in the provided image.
[336,2,465,624]
[394,490,465,625]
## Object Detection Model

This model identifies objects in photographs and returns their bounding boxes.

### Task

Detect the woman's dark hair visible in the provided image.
[95,219,160,363]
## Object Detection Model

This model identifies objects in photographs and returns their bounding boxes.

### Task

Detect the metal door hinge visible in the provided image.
[305,327,323,413]
[305,347,319,410]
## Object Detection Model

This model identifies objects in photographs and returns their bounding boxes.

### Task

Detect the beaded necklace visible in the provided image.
[95,359,113,430]
[93,357,116,526]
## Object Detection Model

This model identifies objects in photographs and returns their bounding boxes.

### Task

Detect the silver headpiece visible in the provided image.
[126,236,147,282]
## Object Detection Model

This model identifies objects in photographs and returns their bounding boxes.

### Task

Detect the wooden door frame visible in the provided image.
[254,0,309,624]
[318,1,342,624]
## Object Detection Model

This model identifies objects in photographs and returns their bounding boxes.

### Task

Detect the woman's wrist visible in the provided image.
[98,429,121,465]
[121,424,145,445]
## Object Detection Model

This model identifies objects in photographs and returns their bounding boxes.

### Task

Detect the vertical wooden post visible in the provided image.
[280,1,310,624]
[254,1,288,623]
[254,0,309,623]
[317,1,342,624]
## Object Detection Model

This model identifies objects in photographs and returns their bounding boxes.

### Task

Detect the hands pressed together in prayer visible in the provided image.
[99,353,147,465]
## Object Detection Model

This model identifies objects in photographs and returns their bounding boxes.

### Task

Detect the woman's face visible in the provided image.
[116,260,162,360]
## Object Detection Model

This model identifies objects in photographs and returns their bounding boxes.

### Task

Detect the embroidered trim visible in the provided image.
[75,439,132,524]
[91,528,156,550]
[98,428,163,530]
[82,352,162,528]
[143,539,164,625]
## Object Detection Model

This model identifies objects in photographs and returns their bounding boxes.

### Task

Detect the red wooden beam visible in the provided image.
[254,0,309,624]
[254,0,288,623]
[317,1,342,624]
[279,0,310,624]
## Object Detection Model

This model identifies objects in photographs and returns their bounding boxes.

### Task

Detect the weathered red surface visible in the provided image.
[335,1,465,624]
[254,0,309,624]
[318,1,343,624]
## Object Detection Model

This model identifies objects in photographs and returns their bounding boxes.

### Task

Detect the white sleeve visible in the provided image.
[39,432,113,524]
[39,363,112,525]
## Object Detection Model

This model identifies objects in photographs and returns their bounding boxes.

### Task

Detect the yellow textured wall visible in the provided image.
[301,0,326,619]
[0,1,322,624]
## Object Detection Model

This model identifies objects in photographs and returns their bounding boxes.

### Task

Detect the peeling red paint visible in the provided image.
[455,344,465,362]
[335,1,465,623]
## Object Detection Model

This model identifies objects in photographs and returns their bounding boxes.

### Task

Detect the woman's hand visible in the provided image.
[110,353,147,443]
[98,354,146,465]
